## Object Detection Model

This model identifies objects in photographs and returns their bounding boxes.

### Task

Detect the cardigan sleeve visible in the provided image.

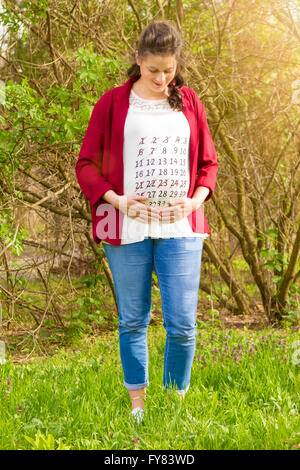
[194,94,218,202]
[75,93,117,207]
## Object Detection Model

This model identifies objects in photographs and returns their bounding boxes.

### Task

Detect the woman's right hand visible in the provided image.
[117,194,161,224]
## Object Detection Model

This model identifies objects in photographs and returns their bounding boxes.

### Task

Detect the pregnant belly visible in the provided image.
[138,178,189,207]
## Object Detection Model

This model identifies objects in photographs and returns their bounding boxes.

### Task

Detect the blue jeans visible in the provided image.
[103,237,204,394]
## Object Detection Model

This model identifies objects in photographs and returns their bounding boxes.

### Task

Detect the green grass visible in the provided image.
[0,325,299,450]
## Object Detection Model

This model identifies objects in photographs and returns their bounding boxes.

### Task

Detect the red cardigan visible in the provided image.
[75,77,218,245]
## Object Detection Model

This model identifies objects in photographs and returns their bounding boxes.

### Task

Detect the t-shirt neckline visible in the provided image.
[131,88,168,102]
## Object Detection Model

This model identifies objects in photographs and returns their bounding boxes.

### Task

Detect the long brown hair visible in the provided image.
[127,20,185,111]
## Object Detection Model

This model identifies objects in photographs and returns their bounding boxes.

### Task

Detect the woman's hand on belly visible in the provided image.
[118,194,161,224]
[159,197,200,224]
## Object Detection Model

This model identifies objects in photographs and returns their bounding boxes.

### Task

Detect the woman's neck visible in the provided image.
[132,79,170,100]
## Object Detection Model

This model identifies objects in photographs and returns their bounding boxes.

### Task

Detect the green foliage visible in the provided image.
[74,44,122,92]
[0,209,29,259]
[259,228,298,280]
[0,40,122,264]
[0,326,299,450]
[257,228,300,324]
[0,44,121,177]
[24,430,70,450]
[281,287,300,325]
[64,272,117,342]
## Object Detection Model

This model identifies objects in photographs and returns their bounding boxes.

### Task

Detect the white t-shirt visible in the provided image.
[107,89,208,245]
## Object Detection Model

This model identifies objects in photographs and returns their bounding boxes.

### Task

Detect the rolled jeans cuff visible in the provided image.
[163,383,190,396]
[124,380,149,391]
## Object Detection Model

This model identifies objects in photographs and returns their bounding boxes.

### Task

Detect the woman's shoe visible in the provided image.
[129,394,145,425]
[130,407,145,425]
[177,390,186,400]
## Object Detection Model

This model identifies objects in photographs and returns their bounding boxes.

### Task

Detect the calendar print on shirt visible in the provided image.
[134,133,190,208]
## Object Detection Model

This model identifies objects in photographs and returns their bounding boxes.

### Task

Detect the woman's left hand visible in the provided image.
[159,197,202,224]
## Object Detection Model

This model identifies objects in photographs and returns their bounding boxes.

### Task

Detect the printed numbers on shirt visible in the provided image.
[148,200,169,207]
[173,148,187,157]
[135,159,144,168]
[135,169,156,178]
[169,190,186,198]
[135,181,144,190]
[146,180,156,188]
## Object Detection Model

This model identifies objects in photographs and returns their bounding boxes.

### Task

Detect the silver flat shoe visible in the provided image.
[130,407,145,425]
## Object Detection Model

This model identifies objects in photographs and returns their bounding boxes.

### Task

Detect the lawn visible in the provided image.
[0,324,299,450]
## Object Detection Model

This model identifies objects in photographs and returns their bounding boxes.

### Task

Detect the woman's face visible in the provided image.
[135,52,178,96]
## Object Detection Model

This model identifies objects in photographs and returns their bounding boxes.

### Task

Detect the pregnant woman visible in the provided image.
[76,19,218,424]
